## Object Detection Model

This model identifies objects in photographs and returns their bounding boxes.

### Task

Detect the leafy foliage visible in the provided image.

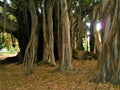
[0,6,3,13]
[0,32,19,53]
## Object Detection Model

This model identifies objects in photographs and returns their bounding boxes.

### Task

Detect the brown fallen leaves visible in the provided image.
[0,59,120,90]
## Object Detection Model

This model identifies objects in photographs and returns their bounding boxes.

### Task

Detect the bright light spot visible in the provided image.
[96,22,101,31]
[90,3,93,6]
[42,4,44,7]
[85,31,90,51]
[7,0,11,4]
[86,15,89,17]
[87,31,90,35]
[95,0,97,2]
[0,48,7,53]
[72,10,75,13]
[76,2,79,6]
[86,22,91,28]
[0,0,11,4]
[38,8,41,14]
[82,18,85,22]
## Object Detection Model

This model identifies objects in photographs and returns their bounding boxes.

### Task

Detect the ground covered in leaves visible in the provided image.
[0,55,120,90]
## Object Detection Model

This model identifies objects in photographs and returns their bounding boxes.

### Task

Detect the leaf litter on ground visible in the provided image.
[0,56,120,90]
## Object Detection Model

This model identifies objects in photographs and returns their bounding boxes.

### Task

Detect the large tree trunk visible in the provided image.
[58,0,73,72]
[23,0,38,75]
[39,0,56,66]
[91,0,120,84]
[12,7,31,64]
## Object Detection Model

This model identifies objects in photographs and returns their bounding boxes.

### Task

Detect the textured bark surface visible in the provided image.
[23,0,38,75]
[58,0,73,72]
[91,0,120,84]
[39,0,56,66]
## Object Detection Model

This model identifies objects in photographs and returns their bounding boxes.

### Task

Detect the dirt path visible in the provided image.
[0,59,120,90]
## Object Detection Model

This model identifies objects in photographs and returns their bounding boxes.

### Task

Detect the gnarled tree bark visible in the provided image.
[39,0,56,66]
[58,0,73,72]
[23,0,38,75]
[91,0,120,84]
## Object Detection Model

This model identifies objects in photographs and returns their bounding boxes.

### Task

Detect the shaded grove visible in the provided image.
[0,0,120,85]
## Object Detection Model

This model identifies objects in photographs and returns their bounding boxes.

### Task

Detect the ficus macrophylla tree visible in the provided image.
[91,0,120,84]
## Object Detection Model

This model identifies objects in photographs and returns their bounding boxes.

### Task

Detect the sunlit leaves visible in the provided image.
[7,14,17,22]
[0,6,3,13]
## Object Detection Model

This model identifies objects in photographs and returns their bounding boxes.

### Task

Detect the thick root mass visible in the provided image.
[72,49,98,60]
